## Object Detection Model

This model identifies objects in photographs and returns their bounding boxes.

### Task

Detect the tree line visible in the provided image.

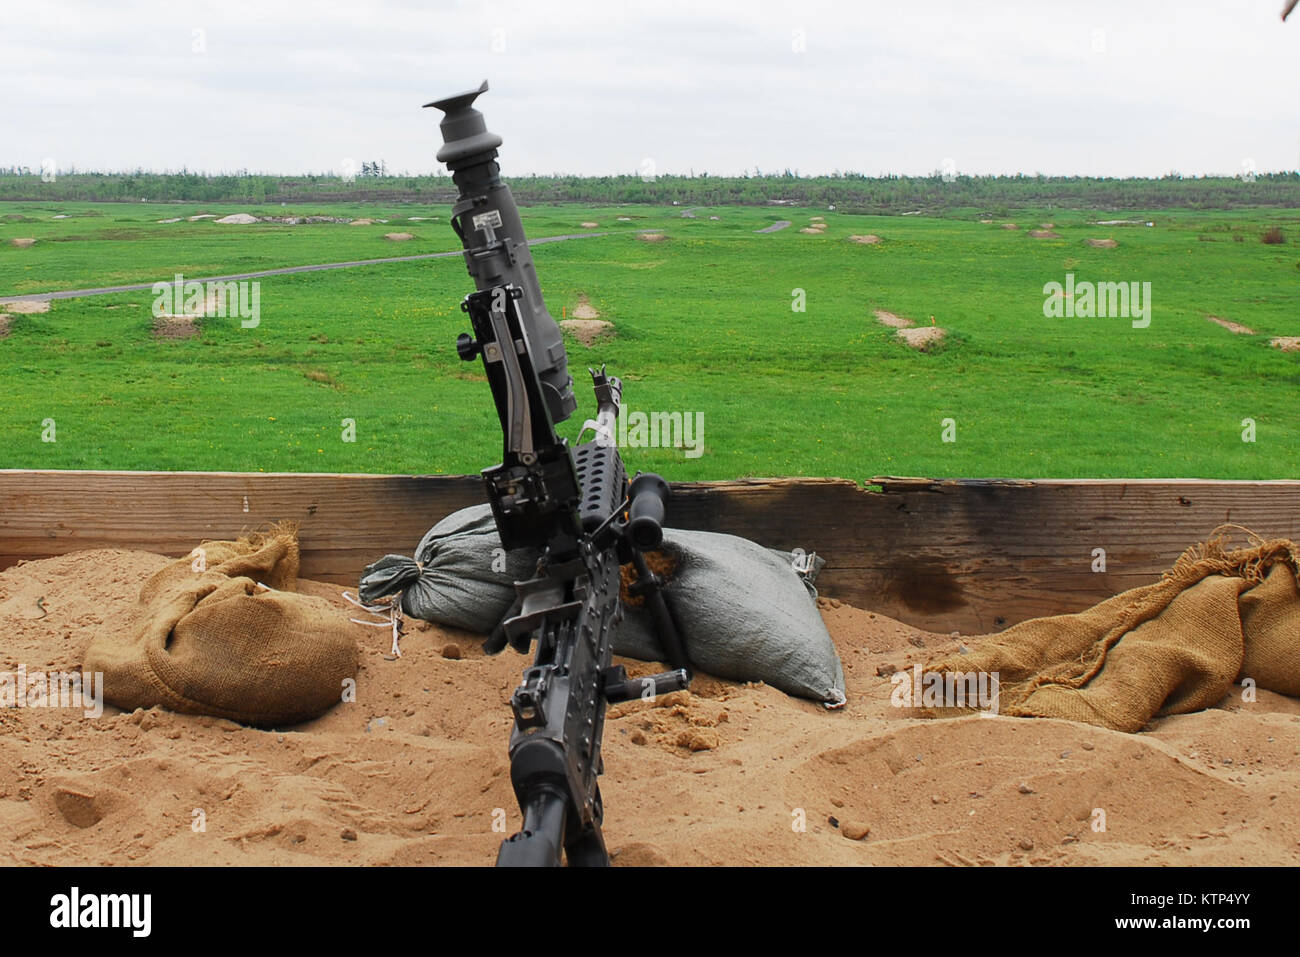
[1,167,1297,213]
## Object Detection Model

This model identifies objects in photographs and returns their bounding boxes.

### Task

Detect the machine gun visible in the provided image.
[426,81,692,866]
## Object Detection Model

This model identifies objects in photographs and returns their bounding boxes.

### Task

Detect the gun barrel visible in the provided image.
[426,81,577,424]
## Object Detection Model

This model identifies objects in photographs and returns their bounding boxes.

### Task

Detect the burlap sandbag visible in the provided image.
[84,525,358,727]
[922,528,1300,732]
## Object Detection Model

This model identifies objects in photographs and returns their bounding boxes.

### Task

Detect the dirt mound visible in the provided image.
[559,318,614,346]
[5,547,1294,865]
[1207,316,1255,335]
[350,219,375,227]
[0,315,10,338]
[799,228,824,235]
[151,315,198,339]
[1029,230,1061,239]
[188,214,215,222]
[384,232,414,242]
[156,218,182,224]
[874,310,913,329]
[1086,238,1118,249]
[580,221,599,228]
[1000,223,1019,230]
[979,219,993,224]
[10,238,36,248]
[897,326,946,350]
[570,294,600,320]
[850,235,883,244]
[214,214,258,225]
[1270,337,1300,352]
[637,232,667,242]
[1040,222,1055,229]
[5,301,50,315]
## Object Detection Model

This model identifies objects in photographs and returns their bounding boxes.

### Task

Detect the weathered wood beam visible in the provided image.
[2,470,1297,634]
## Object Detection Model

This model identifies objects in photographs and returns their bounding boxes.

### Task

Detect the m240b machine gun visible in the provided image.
[426,81,692,866]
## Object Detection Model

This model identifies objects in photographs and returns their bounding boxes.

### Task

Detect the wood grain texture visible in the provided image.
[2,470,1298,634]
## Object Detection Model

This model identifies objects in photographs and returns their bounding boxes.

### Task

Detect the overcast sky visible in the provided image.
[2,0,1297,178]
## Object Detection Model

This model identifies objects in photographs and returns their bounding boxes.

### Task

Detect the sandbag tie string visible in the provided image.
[342,590,405,658]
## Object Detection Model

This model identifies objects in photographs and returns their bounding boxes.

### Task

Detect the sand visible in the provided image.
[1086,238,1118,249]
[637,232,667,242]
[570,295,600,320]
[10,238,36,248]
[214,214,258,225]
[849,235,883,245]
[2,547,1297,866]
[896,326,947,350]
[1208,316,1255,335]
[559,319,613,346]
[1270,337,1300,352]
[580,222,599,228]
[5,301,50,315]
[384,233,414,242]
[874,310,913,329]
[1029,230,1061,239]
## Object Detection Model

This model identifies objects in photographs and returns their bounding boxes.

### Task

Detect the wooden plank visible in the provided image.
[2,470,1298,634]
[0,470,485,588]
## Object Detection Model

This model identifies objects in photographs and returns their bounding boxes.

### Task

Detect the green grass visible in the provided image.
[2,201,1298,480]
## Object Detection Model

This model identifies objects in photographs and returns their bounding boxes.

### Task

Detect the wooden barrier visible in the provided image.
[2,470,1297,634]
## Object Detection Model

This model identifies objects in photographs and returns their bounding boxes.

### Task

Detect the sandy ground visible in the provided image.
[1208,316,1255,335]
[875,311,948,351]
[2,547,1298,867]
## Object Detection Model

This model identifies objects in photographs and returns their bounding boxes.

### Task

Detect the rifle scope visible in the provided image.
[425,80,578,424]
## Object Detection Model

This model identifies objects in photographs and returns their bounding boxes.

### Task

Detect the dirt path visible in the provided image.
[0,232,608,305]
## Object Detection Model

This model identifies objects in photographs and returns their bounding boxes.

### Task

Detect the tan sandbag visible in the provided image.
[1239,562,1300,695]
[84,525,357,727]
[922,528,1300,732]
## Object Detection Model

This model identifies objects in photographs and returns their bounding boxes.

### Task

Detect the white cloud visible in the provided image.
[1,0,1296,177]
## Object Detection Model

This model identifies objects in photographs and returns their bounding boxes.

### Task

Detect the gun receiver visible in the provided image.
[431,83,691,866]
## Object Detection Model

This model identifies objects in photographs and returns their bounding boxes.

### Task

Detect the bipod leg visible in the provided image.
[629,548,691,677]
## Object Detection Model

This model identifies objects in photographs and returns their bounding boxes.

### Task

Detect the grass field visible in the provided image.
[1,200,1298,481]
